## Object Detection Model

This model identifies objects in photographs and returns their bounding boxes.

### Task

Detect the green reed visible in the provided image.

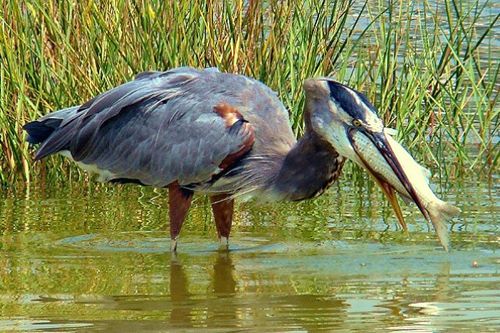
[0,0,497,188]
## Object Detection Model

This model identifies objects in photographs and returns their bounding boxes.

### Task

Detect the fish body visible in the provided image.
[351,129,461,251]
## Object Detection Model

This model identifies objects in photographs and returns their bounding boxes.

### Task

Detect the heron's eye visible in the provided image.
[352,119,362,127]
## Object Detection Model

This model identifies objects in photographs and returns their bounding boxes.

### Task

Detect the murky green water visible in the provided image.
[0,173,498,332]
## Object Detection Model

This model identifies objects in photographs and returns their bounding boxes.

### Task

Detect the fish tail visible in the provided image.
[427,201,461,252]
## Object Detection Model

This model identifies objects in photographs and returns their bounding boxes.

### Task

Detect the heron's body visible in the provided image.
[24,67,458,251]
[25,67,345,249]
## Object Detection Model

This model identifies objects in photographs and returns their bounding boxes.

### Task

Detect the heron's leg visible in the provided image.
[168,182,193,252]
[210,194,234,250]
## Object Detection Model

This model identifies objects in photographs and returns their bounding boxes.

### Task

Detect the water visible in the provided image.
[0,173,498,332]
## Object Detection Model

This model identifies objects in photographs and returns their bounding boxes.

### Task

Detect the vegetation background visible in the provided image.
[0,0,498,189]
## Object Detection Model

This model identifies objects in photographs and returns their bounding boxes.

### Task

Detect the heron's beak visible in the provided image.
[347,129,429,230]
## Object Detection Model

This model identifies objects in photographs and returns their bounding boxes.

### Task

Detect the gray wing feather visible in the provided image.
[36,68,253,187]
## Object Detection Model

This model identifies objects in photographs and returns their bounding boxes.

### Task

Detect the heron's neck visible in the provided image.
[271,131,345,201]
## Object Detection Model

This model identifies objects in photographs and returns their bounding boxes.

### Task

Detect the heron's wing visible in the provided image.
[35,68,255,187]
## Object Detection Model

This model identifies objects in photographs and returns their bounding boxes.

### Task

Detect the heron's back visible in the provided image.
[24,67,296,195]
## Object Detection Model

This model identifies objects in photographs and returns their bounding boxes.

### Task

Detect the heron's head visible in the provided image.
[303,78,426,229]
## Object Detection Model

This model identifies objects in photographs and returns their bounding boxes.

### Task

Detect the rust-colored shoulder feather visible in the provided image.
[214,103,255,170]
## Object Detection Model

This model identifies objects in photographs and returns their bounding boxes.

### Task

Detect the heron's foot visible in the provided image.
[170,238,178,252]
[218,236,229,251]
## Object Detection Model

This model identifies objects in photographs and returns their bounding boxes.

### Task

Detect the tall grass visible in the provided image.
[0,0,498,188]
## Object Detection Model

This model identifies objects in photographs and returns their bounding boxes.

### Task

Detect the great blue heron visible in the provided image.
[24,67,459,251]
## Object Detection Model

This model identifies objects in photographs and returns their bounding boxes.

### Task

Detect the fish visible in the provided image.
[350,129,461,251]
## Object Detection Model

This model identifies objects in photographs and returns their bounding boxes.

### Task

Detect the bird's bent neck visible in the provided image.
[271,130,345,201]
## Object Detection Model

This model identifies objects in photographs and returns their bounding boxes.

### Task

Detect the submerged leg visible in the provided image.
[210,194,234,250]
[168,182,193,252]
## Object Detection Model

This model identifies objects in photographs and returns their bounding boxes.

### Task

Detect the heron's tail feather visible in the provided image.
[24,119,62,145]
[23,106,80,160]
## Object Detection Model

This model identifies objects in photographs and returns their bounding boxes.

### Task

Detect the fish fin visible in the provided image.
[426,201,461,252]
[398,193,413,205]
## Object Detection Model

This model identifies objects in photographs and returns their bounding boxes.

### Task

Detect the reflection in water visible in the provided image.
[169,254,192,327]
[378,262,453,332]
[0,175,498,331]
[169,252,239,328]
[166,251,349,331]
[0,230,498,332]
[212,252,237,296]
[208,252,238,329]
